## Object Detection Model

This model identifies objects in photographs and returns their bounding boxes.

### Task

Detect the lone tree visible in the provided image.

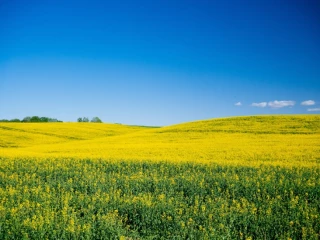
[91,117,102,123]
[77,117,83,122]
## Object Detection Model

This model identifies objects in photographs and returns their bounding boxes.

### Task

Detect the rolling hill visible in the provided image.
[1,115,319,167]
[1,115,319,239]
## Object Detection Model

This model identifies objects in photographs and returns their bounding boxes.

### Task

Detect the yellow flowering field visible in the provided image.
[0,115,319,239]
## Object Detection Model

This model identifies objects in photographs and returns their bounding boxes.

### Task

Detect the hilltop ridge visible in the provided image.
[160,115,320,134]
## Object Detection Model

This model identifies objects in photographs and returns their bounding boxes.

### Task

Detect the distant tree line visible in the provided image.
[77,117,102,123]
[0,116,63,123]
[0,116,103,123]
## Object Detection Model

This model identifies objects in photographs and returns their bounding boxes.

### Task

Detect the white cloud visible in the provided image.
[251,102,267,108]
[307,108,320,112]
[301,100,315,106]
[235,102,242,106]
[268,100,295,108]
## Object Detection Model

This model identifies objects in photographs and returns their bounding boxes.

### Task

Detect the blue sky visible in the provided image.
[0,0,319,125]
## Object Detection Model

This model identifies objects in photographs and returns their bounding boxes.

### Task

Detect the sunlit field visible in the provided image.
[0,115,319,239]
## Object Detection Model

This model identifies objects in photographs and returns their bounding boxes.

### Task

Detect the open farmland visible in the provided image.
[0,115,319,239]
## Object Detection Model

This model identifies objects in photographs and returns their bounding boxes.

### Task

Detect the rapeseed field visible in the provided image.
[0,115,319,239]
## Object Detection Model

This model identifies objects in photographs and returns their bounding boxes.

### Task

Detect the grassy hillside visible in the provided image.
[0,115,319,239]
